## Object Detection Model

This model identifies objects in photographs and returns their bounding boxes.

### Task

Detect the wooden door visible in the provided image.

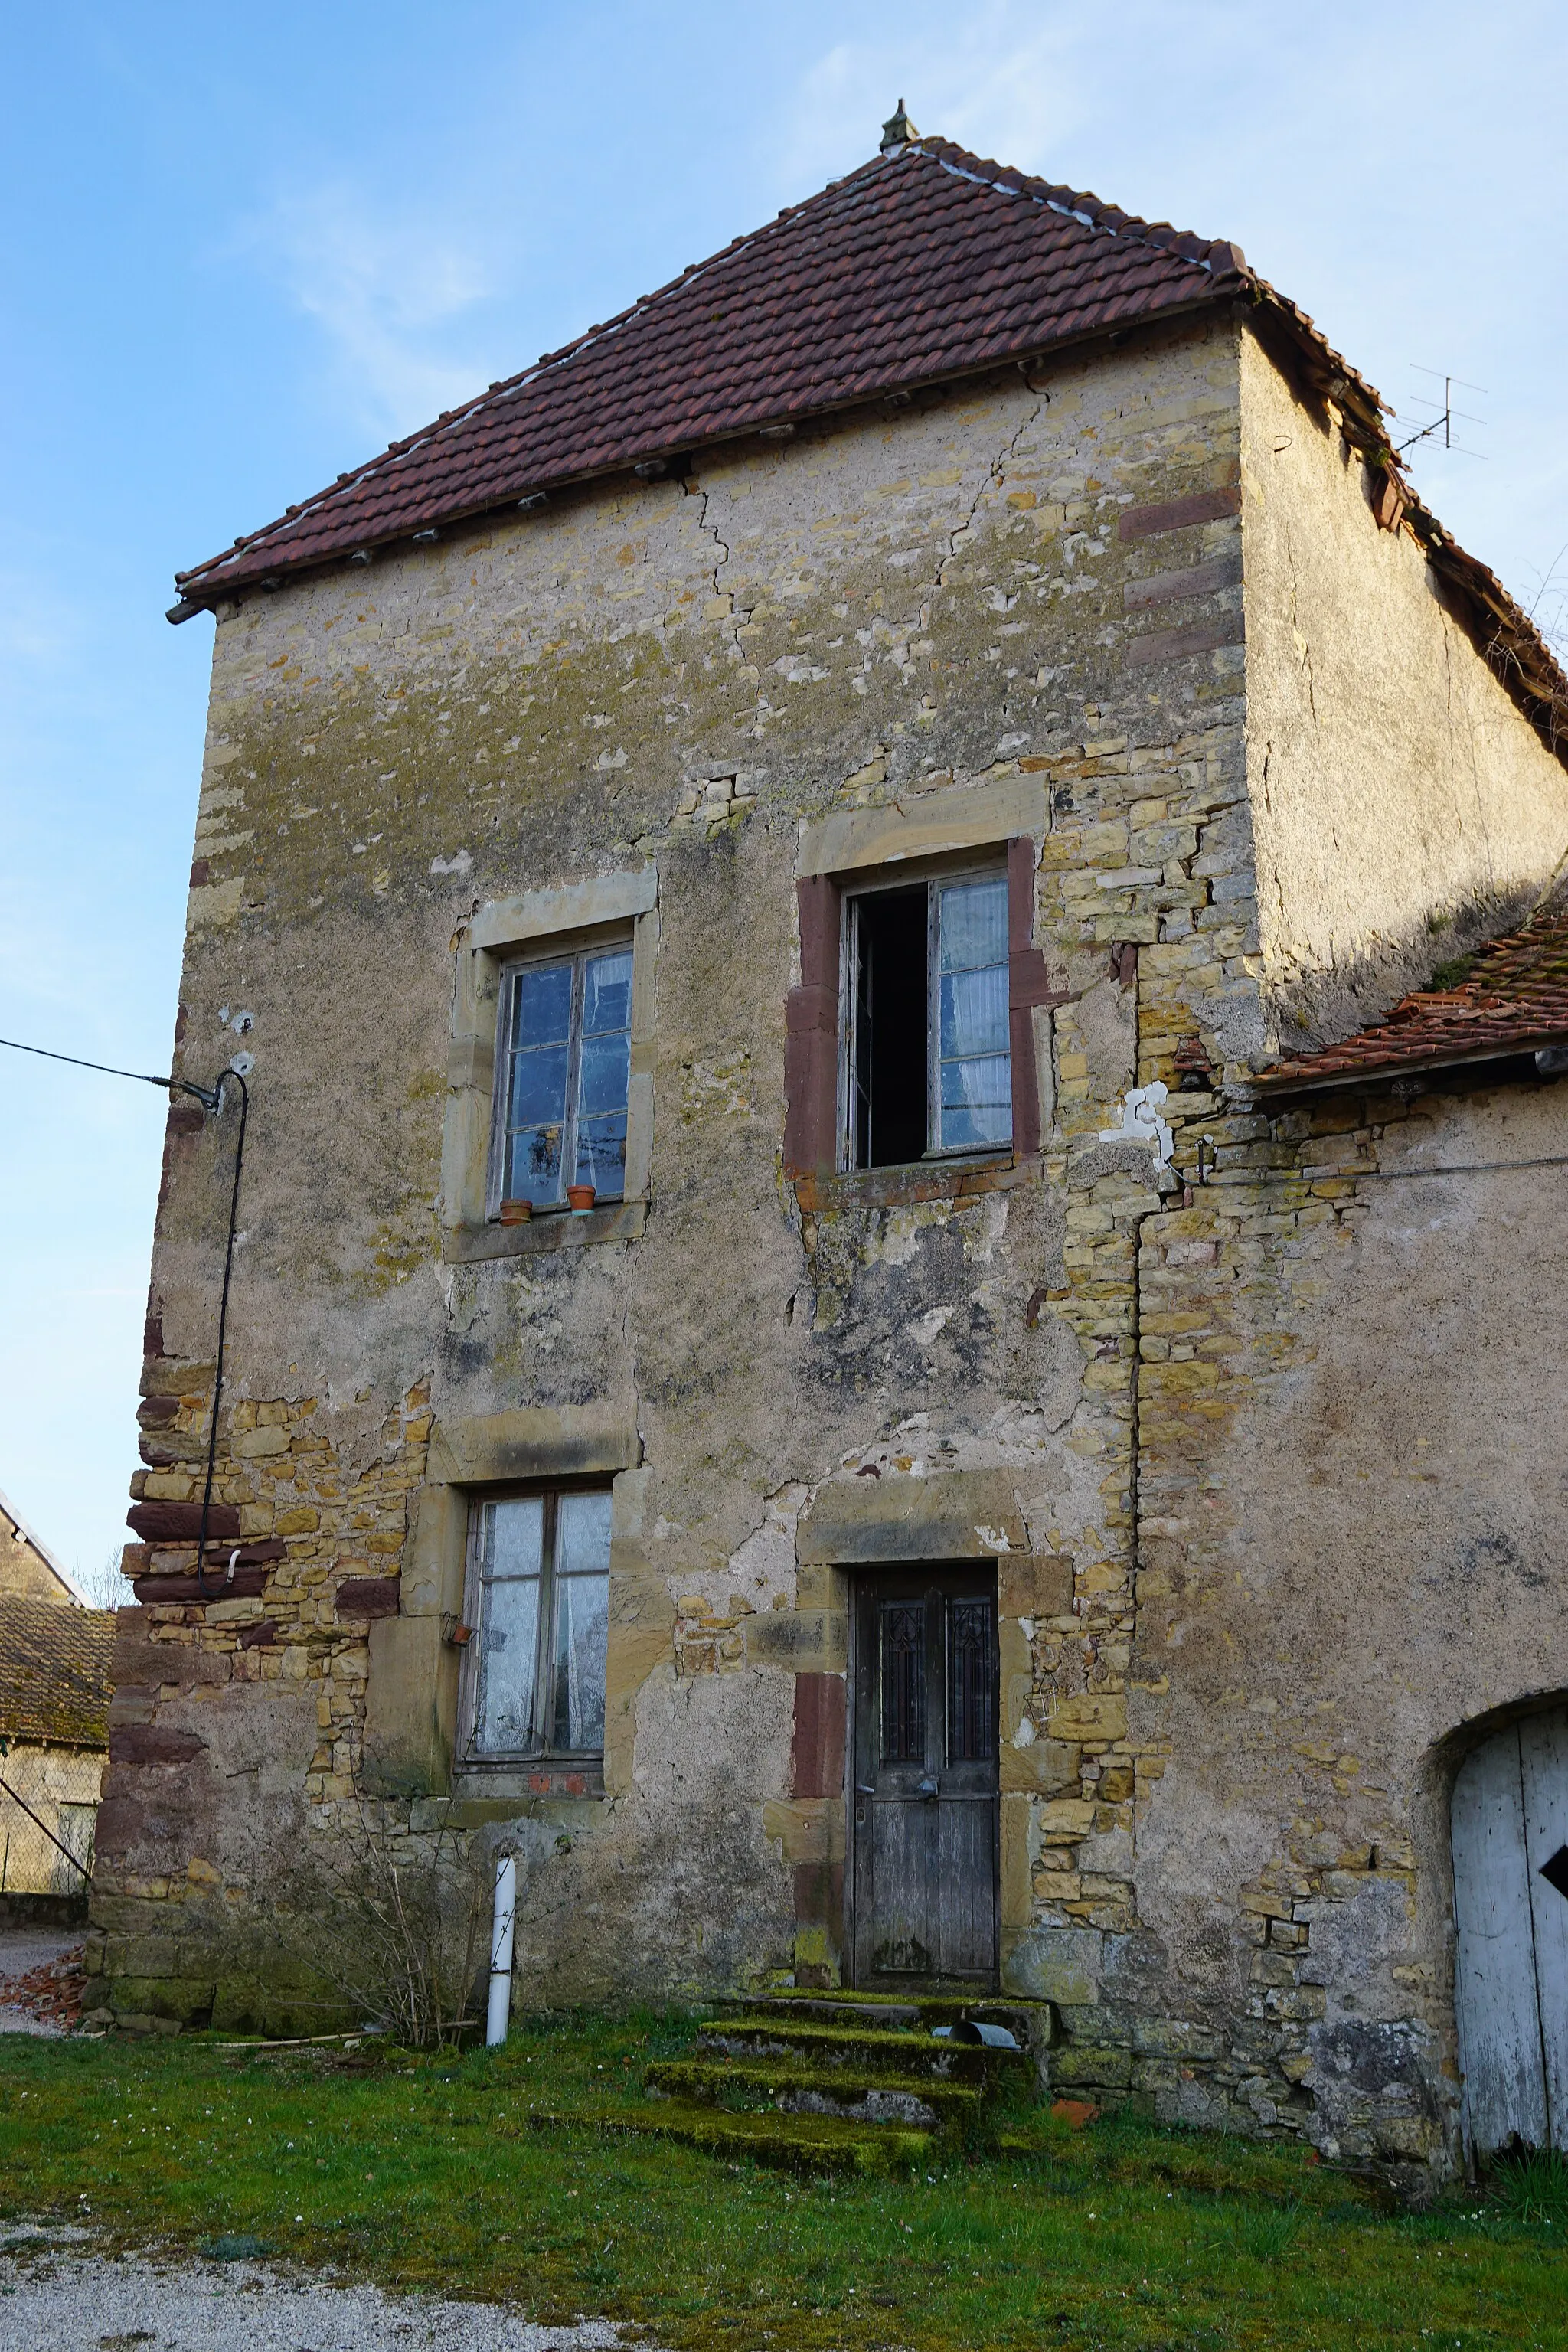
[850,1568,999,1989]
[1452,1705,1568,2156]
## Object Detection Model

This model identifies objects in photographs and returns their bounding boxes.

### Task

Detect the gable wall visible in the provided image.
[1239,322,1568,1054]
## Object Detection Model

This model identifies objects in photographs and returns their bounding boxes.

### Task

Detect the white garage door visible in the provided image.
[1452,1707,1568,2156]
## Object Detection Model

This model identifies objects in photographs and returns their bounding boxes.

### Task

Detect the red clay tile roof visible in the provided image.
[0,1597,116,1749]
[1255,906,1568,1093]
[175,138,1267,604]
[172,132,1568,749]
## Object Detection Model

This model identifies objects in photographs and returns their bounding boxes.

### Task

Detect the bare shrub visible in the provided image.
[224,1799,495,2048]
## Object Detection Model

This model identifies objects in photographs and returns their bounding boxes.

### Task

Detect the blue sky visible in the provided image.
[3,0,1565,1596]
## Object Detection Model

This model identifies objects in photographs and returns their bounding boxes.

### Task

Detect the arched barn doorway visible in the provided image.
[1452,1706,1568,2155]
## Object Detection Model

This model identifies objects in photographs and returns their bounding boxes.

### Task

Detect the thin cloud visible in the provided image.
[235,179,498,441]
[779,9,1089,192]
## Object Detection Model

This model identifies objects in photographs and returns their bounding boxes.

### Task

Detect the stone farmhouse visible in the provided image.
[97,113,1568,2186]
[0,1489,114,1904]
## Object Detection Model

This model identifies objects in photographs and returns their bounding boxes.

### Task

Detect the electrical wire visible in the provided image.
[0,1037,189,1092]
[0,1032,249,1602]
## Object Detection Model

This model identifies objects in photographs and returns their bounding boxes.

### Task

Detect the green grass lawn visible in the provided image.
[0,2007,1563,2350]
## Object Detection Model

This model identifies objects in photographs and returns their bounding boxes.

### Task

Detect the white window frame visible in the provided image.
[485,927,635,1219]
[838,854,1012,1173]
[456,1484,612,1766]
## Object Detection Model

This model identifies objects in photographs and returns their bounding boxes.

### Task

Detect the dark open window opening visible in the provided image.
[845,867,1012,1171]
[853,886,929,1168]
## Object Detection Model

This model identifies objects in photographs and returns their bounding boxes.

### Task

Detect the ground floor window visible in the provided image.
[462,1488,611,1759]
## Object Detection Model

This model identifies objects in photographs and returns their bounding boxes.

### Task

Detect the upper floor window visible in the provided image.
[462,1488,610,1761]
[495,942,632,1209]
[844,868,1011,1169]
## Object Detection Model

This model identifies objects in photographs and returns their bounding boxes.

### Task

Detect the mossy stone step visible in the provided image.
[530,2100,932,2175]
[725,1991,1047,2043]
[700,2014,1029,2083]
[646,2056,983,2134]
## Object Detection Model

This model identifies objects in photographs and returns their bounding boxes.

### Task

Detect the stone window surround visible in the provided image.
[786,773,1055,1200]
[364,1403,645,1808]
[440,867,658,1263]
[454,1480,616,1773]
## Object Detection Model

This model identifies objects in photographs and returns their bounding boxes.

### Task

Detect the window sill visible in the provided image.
[793,1152,1031,1213]
[444,1198,647,1263]
[453,1761,606,1802]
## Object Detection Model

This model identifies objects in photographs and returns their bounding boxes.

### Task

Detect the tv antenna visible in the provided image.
[1395,367,1488,460]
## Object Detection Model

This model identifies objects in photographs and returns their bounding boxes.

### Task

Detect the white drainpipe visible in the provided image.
[486,1854,517,2047]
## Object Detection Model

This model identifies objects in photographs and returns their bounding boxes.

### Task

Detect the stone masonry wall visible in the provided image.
[1239,319,1568,1051]
[1113,1070,1568,2184]
[92,295,1568,2182]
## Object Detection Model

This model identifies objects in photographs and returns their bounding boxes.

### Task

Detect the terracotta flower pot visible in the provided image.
[498,1197,533,1224]
[566,1183,596,1212]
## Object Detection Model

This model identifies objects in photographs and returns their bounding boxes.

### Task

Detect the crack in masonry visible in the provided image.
[689,485,742,659]
[918,396,1049,637]
[690,478,780,746]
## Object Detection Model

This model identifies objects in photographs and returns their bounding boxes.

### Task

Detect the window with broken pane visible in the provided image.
[845,867,1011,1168]
[495,942,632,1209]
[466,1490,611,1759]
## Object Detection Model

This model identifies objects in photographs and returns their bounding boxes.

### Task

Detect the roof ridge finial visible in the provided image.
[880,98,918,155]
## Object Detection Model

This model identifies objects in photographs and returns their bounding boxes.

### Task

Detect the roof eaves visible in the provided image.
[184,300,1245,603]
[1251,1028,1568,1096]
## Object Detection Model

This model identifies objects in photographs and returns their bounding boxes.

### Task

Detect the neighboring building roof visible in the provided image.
[0,1487,87,1606]
[170,129,1568,752]
[1254,904,1568,1095]
[0,1597,115,1749]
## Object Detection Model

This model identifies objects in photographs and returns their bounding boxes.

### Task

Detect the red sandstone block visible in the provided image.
[334,1575,400,1619]
[1117,486,1240,541]
[109,1724,207,1766]
[127,1500,241,1544]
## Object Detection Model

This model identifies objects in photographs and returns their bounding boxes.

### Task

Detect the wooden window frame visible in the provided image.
[485,928,635,1220]
[786,835,1054,1180]
[456,1482,612,1768]
[838,854,1011,1174]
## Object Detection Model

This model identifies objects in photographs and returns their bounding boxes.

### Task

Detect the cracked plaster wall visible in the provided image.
[1238,322,1568,1054]
[1125,1073,1568,2182]
[92,305,1568,2180]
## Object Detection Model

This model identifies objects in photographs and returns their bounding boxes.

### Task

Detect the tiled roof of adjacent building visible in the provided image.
[170,128,1568,747]
[0,1597,115,1749]
[1255,905,1568,1093]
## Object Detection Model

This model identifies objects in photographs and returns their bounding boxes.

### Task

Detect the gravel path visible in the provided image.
[0,1929,79,1981]
[0,1928,81,2038]
[0,2233,656,2350]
